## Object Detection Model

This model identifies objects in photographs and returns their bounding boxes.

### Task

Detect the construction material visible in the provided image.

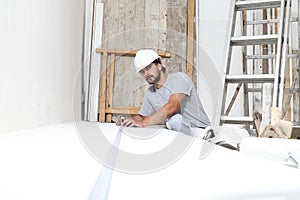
[259,83,273,135]
[239,137,300,169]
[259,122,288,138]
[271,106,281,126]
[255,105,293,138]
[282,68,299,118]
[279,120,293,138]
[186,0,195,78]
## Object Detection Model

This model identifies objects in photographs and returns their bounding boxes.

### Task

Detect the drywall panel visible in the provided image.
[197,0,244,124]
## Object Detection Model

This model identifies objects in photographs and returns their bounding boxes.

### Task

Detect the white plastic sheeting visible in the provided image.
[240,137,300,169]
[0,122,300,200]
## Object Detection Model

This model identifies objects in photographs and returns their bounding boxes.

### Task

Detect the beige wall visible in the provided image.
[0,0,85,133]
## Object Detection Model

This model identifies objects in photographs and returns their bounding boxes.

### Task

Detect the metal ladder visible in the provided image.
[216,0,292,131]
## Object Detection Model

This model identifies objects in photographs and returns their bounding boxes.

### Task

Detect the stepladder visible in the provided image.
[216,0,299,134]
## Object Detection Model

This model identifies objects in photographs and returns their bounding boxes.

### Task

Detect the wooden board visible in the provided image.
[187,0,195,79]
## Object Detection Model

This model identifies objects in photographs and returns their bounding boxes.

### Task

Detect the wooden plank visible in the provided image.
[225,83,242,116]
[95,49,171,58]
[106,53,116,122]
[165,0,187,73]
[105,107,140,115]
[102,0,119,49]
[123,0,136,49]
[145,0,160,47]
[134,0,146,42]
[159,0,167,50]
[186,0,195,79]
[262,9,269,74]
[99,52,107,122]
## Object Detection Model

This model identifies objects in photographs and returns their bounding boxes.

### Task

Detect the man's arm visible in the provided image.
[122,93,185,127]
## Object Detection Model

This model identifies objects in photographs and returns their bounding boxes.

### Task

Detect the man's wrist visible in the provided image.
[142,116,151,127]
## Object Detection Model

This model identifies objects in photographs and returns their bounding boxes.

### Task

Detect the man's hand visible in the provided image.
[115,115,151,127]
[115,93,185,127]
[115,115,123,126]
[123,118,142,127]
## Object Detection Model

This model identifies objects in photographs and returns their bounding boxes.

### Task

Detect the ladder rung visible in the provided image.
[221,116,253,124]
[246,17,298,25]
[245,87,300,93]
[247,88,262,92]
[288,54,300,59]
[231,35,278,46]
[284,88,300,92]
[236,0,282,11]
[226,74,275,83]
[290,17,299,23]
[246,19,279,25]
[245,54,276,59]
[246,54,299,59]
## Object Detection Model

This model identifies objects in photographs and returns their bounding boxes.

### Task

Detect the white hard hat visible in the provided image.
[134,49,161,73]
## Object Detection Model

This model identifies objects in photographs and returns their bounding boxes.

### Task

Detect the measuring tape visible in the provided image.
[88,117,124,200]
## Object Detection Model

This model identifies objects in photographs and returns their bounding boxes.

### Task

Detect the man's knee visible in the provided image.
[166,114,182,131]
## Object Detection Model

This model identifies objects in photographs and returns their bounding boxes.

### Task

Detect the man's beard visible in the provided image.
[146,73,161,84]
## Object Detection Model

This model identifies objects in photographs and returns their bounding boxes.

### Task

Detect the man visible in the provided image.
[116,49,210,136]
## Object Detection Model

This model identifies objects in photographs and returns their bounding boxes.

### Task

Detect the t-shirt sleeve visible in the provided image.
[167,72,194,96]
[139,91,155,116]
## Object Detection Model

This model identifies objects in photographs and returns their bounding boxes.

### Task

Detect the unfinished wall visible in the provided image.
[0,0,84,133]
[100,0,188,109]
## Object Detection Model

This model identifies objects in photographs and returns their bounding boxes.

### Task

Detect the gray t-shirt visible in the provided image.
[139,72,210,128]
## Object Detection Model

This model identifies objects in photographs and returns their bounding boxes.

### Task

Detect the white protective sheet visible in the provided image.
[0,122,300,200]
[239,137,300,169]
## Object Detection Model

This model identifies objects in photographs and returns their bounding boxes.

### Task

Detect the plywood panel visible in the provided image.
[133,0,146,49]
[158,0,167,50]
[165,0,187,73]
[101,0,143,109]
[145,0,159,47]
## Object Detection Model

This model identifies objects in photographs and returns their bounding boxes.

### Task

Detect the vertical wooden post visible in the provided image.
[187,0,195,79]
[298,0,300,122]
[106,53,115,122]
[262,9,269,74]
[99,52,107,122]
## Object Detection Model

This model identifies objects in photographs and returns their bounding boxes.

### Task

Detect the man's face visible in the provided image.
[139,63,161,84]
